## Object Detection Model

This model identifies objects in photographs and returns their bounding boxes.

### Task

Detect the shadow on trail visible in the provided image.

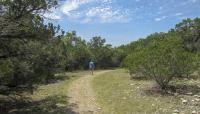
[0,72,81,114]
[45,73,76,84]
[0,95,78,114]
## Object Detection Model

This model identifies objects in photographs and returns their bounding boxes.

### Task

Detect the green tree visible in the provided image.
[88,36,114,68]
[174,18,200,52]
[0,0,66,94]
[123,33,197,89]
[61,31,93,71]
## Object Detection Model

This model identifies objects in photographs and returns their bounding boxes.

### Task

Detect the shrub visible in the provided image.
[123,49,149,78]
[123,33,197,89]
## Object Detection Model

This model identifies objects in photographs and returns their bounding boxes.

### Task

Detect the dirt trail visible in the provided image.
[67,71,110,114]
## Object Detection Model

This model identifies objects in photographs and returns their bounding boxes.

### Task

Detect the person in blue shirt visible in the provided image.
[89,60,95,75]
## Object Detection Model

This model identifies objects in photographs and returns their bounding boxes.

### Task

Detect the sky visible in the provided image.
[44,0,200,46]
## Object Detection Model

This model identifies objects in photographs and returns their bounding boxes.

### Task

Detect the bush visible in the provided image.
[0,59,15,86]
[123,33,197,89]
[0,39,66,94]
[123,49,149,78]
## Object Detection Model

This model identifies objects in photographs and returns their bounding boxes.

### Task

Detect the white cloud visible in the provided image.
[102,0,112,3]
[61,0,111,15]
[66,12,82,19]
[155,16,167,21]
[43,8,61,20]
[60,0,131,23]
[175,13,183,16]
[61,2,78,14]
[43,13,61,20]
[86,6,131,23]
[61,0,93,14]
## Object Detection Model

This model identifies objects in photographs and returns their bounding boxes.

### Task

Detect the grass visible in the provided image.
[1,69,199,114]
[92,69,200,114]
[31,71,90,100]
[0,71,90,114]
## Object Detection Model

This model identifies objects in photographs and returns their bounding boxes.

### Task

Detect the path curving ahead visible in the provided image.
[67,71,110,114]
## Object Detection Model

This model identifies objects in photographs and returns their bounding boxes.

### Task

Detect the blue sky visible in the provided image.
[45,0,200,46]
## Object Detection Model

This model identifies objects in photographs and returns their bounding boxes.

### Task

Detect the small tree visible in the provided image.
[123,49,149,78]
[124,33,197,90]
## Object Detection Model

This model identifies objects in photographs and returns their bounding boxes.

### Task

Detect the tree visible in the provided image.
[88,36,114,68]
[175,18,200,52]
[61,31,93,71]
[111,48,126,67]
[123,33,197,90]
[0,0,66,94]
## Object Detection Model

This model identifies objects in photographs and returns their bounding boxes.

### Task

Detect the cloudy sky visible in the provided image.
[45,0,200,46]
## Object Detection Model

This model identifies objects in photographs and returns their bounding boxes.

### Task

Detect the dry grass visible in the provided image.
[92,69,200,114]
[0,71,90,114]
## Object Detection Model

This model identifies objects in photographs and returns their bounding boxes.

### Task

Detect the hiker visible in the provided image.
[89,60,95,75]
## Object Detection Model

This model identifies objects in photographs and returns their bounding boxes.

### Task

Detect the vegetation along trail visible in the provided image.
[67,70,112,114]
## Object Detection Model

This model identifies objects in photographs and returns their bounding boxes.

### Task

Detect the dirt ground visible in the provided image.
[67,71,110,114]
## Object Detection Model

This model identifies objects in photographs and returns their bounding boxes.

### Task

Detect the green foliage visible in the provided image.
[0,39,66,87]
[111,48,127,67]
[61,34,123,70]
[175,18,200,52]
[123,33,198,89]
[0,0,66,94]
[30,39,66,83]
[61,32,93,70]
[122,18,200,89]
[88,36,115,68]
[0,0,126,93]
[0,59,14,85]
[1,0,200,94]
[123,49,147,76]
